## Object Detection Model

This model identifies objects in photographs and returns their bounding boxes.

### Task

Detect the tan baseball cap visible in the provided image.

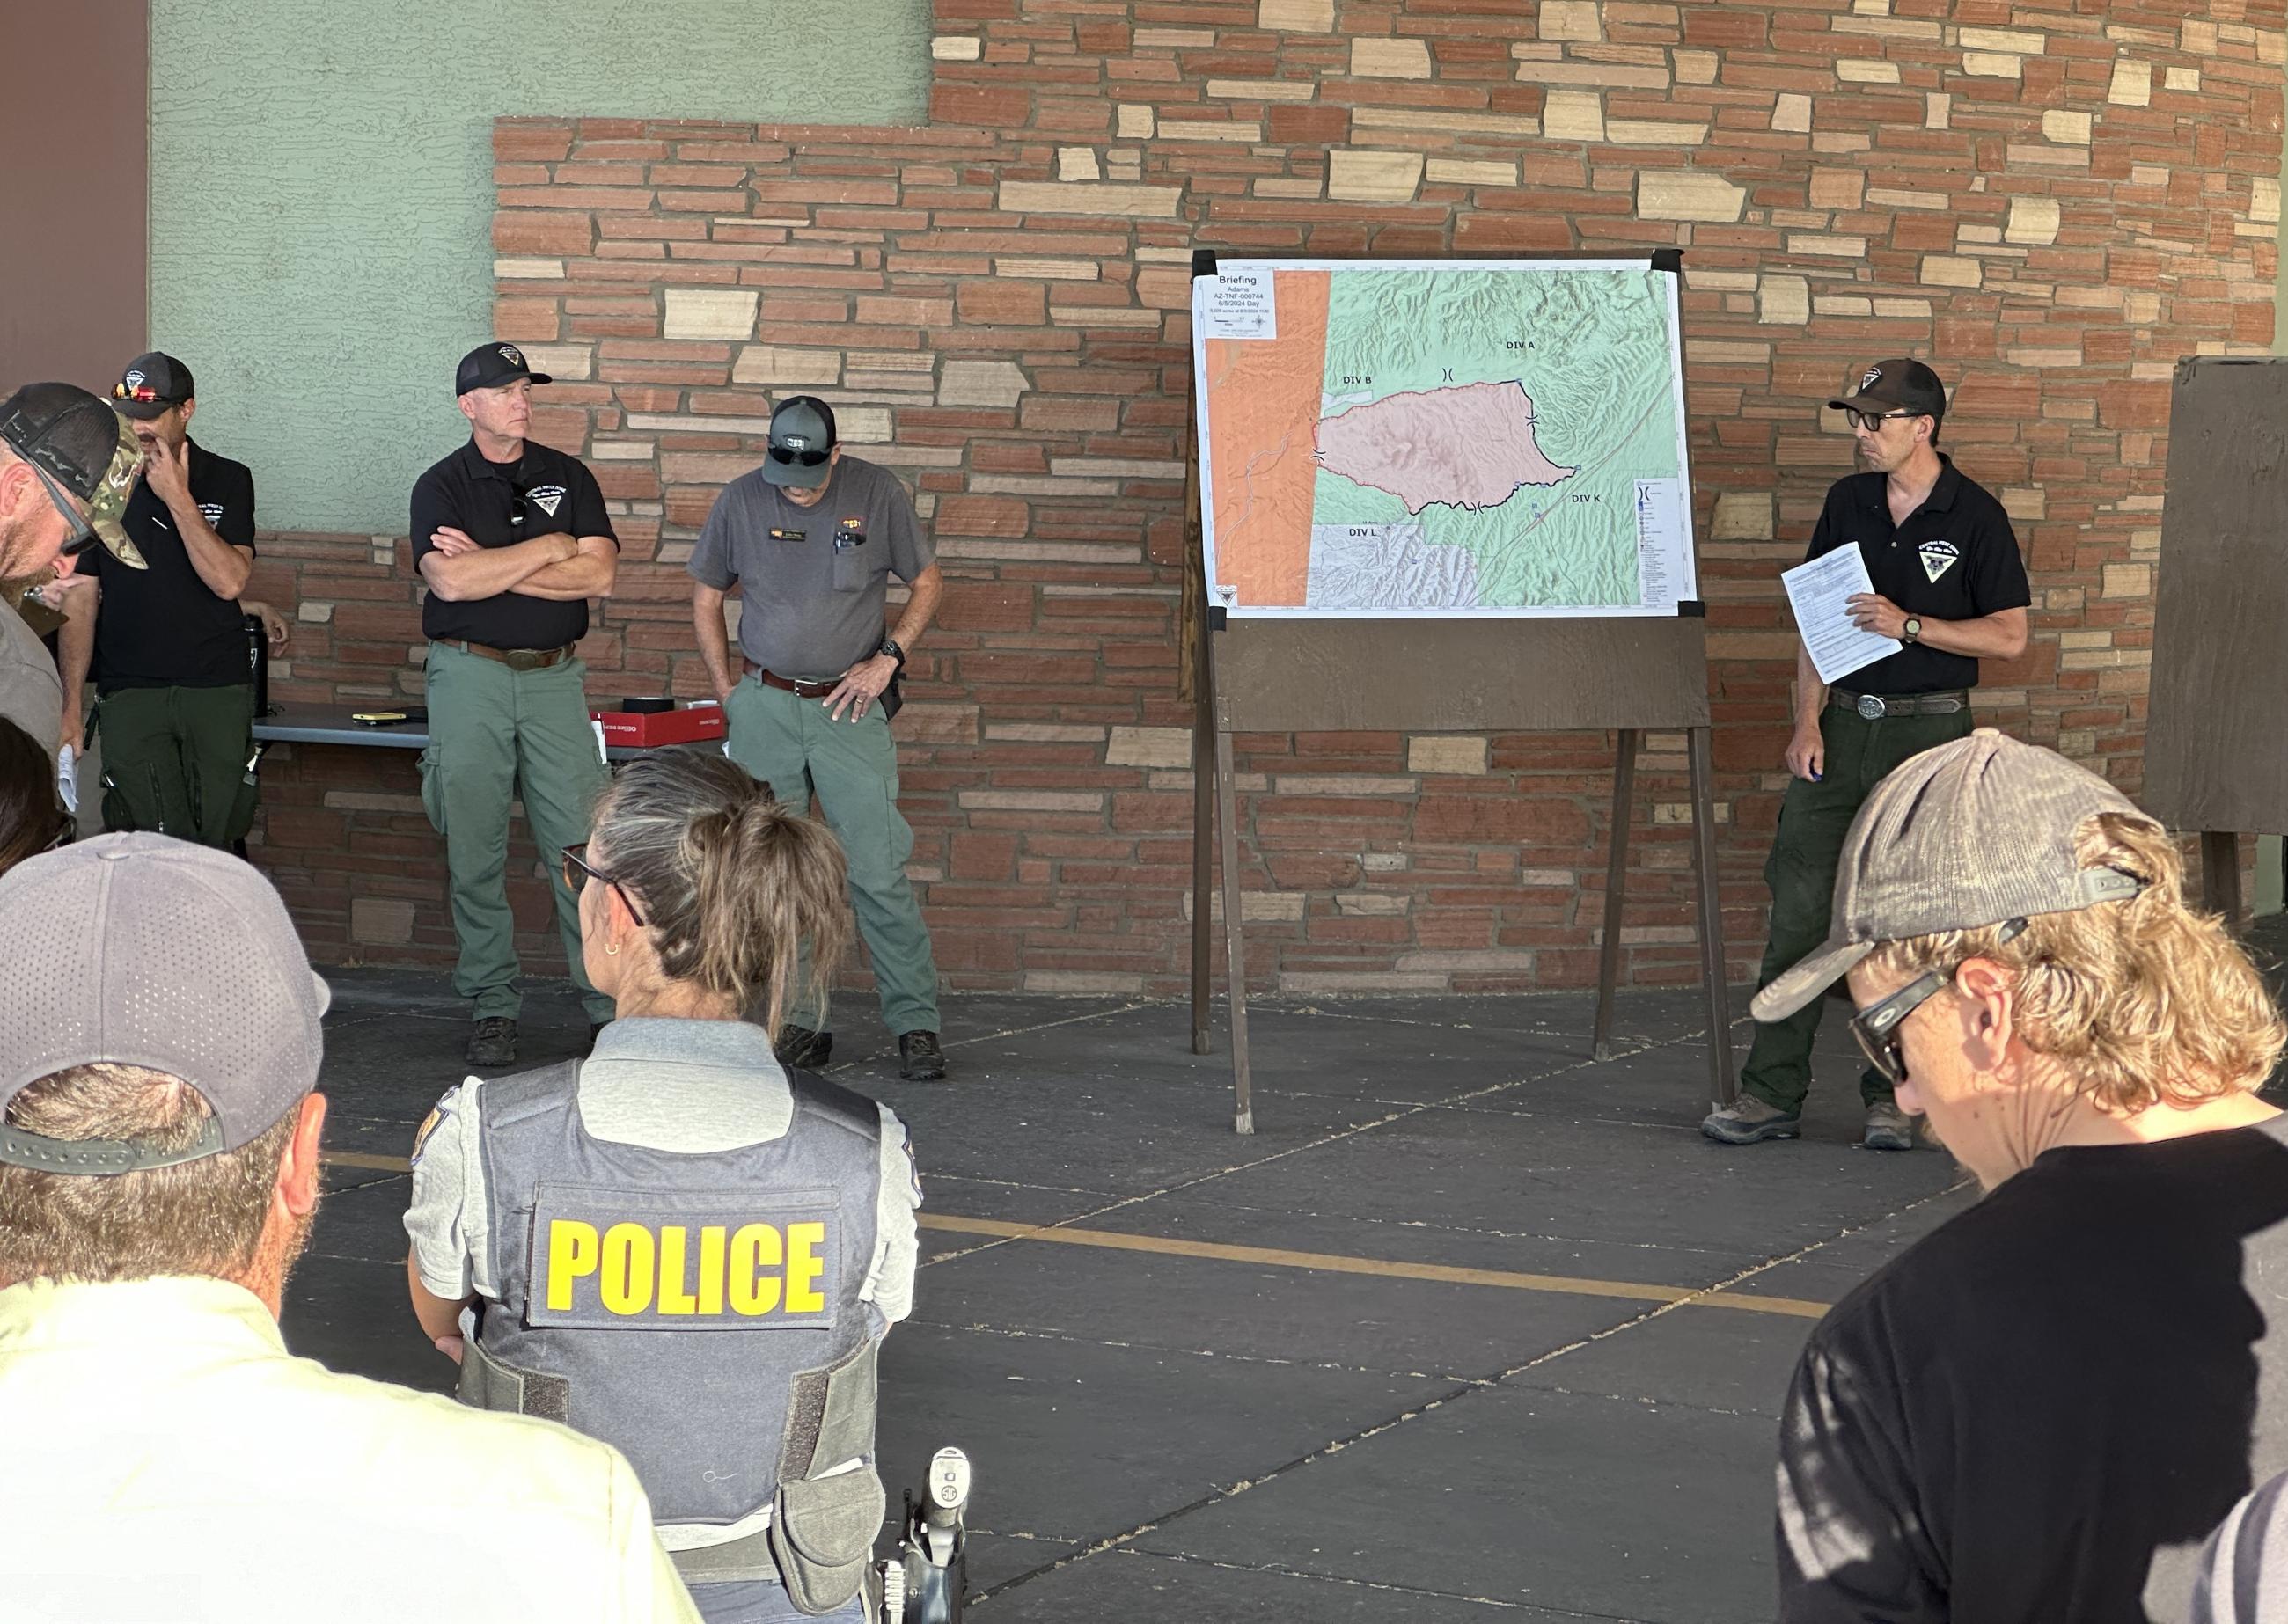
[0,835,328,1174]
[1751,730,2155,1021]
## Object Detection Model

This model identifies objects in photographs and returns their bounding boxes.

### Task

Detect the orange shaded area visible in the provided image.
[1203,270,1330,607]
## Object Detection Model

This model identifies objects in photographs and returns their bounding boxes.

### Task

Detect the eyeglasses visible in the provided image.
[1844,408,1917,433]
[510,491,528,530]
[561,843,647,926]
[1845,918,2027,1087]
[766,444,832,469]
[26,462,97,557]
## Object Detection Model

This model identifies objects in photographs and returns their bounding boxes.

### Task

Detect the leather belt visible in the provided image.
[1830,687,1969,721]
[437,639,576,672]
[744,658,840,697]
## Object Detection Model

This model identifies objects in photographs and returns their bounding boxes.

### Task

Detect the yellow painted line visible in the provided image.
[324,1151,416,1173]
[920,1215,1831,1320]
[319,1152,1830,1320]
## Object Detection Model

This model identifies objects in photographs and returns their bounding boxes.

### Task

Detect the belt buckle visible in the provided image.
[1855,693,1886,721]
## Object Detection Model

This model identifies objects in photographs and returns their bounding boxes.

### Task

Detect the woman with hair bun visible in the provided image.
[405,748,920,1623]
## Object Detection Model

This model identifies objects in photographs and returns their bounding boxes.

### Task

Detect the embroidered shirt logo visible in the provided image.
[198,502,225,527]
[527,483,566,518]
[1918,539,1961,584]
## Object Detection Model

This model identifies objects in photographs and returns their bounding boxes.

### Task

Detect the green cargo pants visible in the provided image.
[1739,703,1976,1114]
[724,675,941,1035]
[418,641,612,1023]
[97,683,257,848]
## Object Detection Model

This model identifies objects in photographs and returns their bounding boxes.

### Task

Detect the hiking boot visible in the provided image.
[1863,1101,1917,1152]
[1700,1094,1801,1145]
[466,1016,518,1068]
[898,1030,948,1082]
[774,1024,832,1070]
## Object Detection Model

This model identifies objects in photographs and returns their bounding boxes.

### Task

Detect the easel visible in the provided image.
[1178,253,1734,1134]
[2144,357,2288,925]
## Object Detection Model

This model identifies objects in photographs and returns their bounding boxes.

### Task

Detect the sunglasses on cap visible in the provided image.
[767,444,832,469]
[112,382,166,406]
[561,842,648,927]
[1846,918,2028,1088]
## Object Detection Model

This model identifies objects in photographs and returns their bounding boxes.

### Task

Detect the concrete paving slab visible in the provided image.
[873,1324,1453,1558]
[979,1547,1594,1620]
[1511,1302,1810,1422]
[1131,1381,1779,1623]
[911,1235,1641,1380]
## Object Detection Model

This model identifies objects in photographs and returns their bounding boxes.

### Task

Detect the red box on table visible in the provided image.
[588,703,727,748]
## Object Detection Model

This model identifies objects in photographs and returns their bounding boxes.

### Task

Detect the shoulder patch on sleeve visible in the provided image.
[410,1082,466,1167]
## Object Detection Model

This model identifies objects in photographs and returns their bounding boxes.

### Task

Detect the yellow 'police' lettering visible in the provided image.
[786,1221,827,1315]
[600,1223,656,1315]
[730,1223,782,1315]
[546,1219,599,1311]
[697,1225,728,1314]
[657,1226,698,1316]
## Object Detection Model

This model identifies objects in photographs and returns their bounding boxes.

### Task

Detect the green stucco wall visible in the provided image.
[150,1,929,534]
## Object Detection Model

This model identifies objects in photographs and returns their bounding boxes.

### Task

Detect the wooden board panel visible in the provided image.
[2145,358,2288,834]
[1214,616,1710,733]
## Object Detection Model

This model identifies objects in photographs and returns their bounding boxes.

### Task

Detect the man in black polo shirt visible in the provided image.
[410,342,618,1067]
[53,354,259,847]
[1703,359,2030,1152]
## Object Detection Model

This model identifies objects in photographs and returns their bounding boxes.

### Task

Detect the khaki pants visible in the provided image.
[97,683,257,848]
[1739,704,1976,1113]
[418,641,611,1023]
[724,676,940,1035]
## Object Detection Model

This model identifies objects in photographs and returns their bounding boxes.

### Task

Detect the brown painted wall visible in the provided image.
[0,0,149,391]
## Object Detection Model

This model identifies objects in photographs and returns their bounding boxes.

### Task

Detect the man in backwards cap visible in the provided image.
[1762,731,2288,1622]
[0,382,144,756]
[1705,358,2030,1152]
[0,834,700,1620]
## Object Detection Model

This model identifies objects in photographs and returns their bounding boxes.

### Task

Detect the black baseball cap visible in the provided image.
[0,383,147,567]
[111,352,195,420]
[456,341,553,395]
[1830,358,1947,421]
[761,395,840,489]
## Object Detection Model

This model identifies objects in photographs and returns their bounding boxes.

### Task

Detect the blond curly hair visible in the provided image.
[1862,812,2285,1113]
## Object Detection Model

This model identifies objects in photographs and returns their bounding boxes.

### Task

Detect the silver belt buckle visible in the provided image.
[1856,693,1886,721]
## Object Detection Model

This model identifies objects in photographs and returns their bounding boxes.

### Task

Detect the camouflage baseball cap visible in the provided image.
[0,384,147,568]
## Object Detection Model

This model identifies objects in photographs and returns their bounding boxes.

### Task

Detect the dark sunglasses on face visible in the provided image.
[1846,918,2028,1088]
[26,463,97,556]
[561,843,648,927]
[766,444,832,469]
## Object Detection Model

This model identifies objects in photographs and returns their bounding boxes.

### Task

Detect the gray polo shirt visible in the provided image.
[0,596,62,757]
[688,455,934,680]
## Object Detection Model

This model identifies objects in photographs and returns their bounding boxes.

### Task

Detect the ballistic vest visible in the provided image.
[461,1057,884,1586]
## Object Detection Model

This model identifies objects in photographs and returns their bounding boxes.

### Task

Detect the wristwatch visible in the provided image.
[878,637,906,667]
[1901,617,1922,646]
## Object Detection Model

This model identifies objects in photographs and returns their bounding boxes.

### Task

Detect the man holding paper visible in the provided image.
[1703,359,2029,1152]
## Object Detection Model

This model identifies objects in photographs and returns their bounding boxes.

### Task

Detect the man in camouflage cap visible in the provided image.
[0,384,143,757]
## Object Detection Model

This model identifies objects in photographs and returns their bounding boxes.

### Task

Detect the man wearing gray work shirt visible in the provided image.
[690,397,950,1081]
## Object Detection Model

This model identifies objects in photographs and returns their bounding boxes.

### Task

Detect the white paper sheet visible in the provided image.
[1782,546,1903,686]
[1198,269,1277,340]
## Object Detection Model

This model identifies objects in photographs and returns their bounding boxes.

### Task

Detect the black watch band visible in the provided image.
[879,637,906,667]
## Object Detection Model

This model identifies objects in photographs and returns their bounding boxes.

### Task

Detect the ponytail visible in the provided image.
[590,752,852,1031]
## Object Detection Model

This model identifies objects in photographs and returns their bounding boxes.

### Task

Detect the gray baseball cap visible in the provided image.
[1751,730,2154,1021]
[0,834,329,1174]
[760,394,839,489]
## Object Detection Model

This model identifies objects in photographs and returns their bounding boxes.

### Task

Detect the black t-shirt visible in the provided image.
[1804,455,2030,695]
[1778,1119,2288,1624]
[409,439,615,650]
[83,439,257,690]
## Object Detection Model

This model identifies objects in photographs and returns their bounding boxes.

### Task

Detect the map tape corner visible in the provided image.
[1192,248,1220,279]
[1675,598,1706,618]
[1650,248,1684,274]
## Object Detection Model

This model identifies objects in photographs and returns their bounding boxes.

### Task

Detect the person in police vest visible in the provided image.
[405,747,921,1624]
